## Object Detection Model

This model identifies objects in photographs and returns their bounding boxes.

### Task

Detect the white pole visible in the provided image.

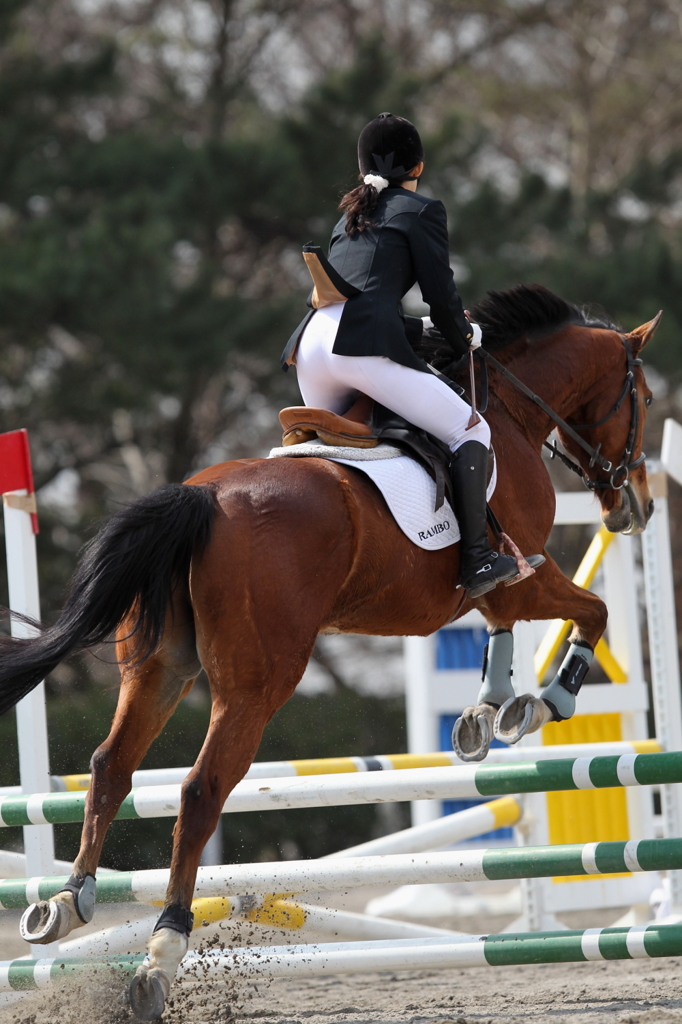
[56,906,464,958]
[404,635,441,825]
[199,824,223,867]
[3,491,55,876]
[641,471,682,911]
[325,797,519,858]
[3,489,56,957]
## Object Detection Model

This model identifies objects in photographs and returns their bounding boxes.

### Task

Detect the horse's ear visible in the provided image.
[628,310,662,352]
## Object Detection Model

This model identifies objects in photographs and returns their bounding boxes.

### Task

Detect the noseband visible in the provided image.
[477,337,645,494]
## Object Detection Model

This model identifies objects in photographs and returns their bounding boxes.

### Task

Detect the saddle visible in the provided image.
[279,396,458,511]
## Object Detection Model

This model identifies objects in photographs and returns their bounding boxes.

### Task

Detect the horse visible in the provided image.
[0,284,657,1019]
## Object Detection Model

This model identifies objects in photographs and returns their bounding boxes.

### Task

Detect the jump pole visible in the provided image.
[4,925,682,990]
[51,798,519,957]
[0,431,54,882]
[0,751,677,826]
[0,798,519,872]
[3,837,682,906]
[19,739,657,795]
[56,903,467,959]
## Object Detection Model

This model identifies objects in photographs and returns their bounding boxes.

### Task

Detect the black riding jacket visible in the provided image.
[281,188,472,372]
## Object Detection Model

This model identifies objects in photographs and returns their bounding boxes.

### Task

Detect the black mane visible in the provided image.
[470,283,619,352]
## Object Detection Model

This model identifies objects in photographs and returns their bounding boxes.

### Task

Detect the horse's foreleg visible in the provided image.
[452,627,515,762]
[20,611,199,946]
[485,555,608,745]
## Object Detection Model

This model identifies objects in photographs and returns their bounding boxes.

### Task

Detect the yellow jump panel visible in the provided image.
[534,527,626,683]
[542,712,630,882]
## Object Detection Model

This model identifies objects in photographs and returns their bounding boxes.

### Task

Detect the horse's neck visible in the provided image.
[499,330,614,444]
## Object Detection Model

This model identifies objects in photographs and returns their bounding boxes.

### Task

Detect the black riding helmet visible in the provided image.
[358,113,424,182]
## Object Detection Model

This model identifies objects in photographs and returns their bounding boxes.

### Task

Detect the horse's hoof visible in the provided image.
[452,704,496,762]
[129,967,170,1021]
[494,694,553,744]
[20,899,72,944]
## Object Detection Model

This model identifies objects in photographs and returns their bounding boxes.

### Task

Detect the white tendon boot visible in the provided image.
[452,630,515,762]
[129,908,192,1021]
[494,640,594,744]
[20,874,96,944]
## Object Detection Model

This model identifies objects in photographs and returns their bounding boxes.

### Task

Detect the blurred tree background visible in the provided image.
[1,0,682,868]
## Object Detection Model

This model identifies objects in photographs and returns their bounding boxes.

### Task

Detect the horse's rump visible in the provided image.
[188,456,465,638]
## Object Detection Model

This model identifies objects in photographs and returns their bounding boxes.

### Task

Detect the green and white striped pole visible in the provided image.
[0,751,678,827]
[31,739,657,794]
[3,925,682,989]
[2,838,681,908]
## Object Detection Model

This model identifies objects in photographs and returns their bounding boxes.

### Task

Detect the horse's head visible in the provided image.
[556,313,661,535]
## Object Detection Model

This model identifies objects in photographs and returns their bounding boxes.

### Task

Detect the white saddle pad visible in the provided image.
[268,441,497,551]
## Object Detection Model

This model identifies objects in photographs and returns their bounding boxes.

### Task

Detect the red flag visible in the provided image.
[0,429,39,533]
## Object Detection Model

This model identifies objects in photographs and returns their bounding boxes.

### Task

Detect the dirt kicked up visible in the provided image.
[0,954,680,1024]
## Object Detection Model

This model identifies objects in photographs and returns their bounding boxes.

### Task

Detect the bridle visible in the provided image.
[476,336,645,493]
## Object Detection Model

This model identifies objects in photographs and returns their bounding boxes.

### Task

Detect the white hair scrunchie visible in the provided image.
[363,173,389,192]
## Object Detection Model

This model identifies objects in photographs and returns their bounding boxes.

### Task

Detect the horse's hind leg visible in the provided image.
[452,627,515,762]
[20,600,200,946]
[129,630,316,1021]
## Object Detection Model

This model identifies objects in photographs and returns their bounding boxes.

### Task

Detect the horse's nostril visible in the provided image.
[647,498,655,519]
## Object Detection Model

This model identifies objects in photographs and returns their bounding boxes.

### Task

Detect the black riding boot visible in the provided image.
[449,441,519,599]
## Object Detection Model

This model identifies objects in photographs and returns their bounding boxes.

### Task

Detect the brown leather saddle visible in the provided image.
[279,395,378,448]
[279,396,461,512]
[278,395,497,519]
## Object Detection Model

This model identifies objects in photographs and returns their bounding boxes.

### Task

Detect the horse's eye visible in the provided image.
[645,396,653,408]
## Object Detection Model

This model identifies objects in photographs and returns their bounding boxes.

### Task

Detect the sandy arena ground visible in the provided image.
[0,940,679,1024]
[0,888,679,1024]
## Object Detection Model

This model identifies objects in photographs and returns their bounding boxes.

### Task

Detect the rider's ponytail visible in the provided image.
[342,112,424,236]
[339,175,387,235]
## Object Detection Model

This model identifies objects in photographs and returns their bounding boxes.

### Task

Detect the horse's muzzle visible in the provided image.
[601,481,653,534]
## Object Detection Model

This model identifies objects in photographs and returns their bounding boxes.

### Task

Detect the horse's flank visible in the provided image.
[189,454,467,638]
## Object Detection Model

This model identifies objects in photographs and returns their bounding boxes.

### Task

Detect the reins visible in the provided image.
[475,337,645,493]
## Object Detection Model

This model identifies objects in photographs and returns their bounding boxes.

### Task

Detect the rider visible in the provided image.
[281,112,536,599]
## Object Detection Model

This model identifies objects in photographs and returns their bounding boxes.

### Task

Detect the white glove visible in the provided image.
[469,323,482,349]
[421,316,434,332]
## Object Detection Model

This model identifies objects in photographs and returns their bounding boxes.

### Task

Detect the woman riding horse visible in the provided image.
[281,112,541,599]
[0,117,657,1021]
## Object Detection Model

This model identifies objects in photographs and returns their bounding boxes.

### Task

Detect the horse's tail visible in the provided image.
[0,483,215,715]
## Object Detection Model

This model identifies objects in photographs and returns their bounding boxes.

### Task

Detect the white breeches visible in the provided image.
[295,303,491,453]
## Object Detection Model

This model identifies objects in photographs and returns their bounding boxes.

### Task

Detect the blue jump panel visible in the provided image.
[436,628,512,840]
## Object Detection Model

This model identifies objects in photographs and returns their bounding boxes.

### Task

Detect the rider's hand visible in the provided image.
[421,316,445,343]
[469,323,482,350]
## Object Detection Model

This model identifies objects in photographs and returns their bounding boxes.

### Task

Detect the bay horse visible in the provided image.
[0,285,658,1018]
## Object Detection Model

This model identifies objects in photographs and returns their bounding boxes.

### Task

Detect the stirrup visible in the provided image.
[459,551,519,599]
